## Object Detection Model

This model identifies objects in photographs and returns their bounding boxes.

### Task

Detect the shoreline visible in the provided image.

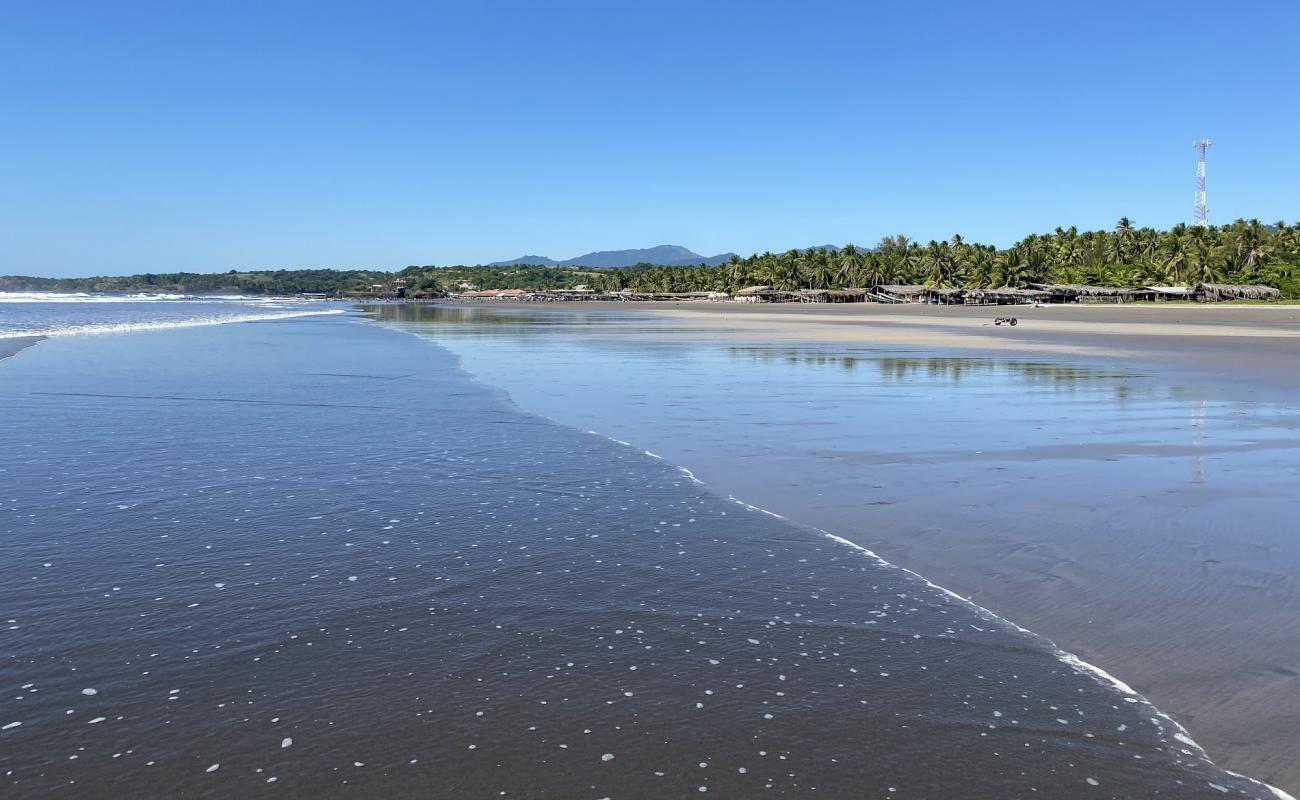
[0,336,46,363]
[402,300,1300,792]
[435,300,1300,393]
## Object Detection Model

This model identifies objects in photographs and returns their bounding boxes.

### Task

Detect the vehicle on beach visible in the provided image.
[994,316,1019,326]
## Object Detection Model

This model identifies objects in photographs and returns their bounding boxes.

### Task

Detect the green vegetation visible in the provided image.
[0,269,394,296]
[6,219,1299,299]
[414,219,1300,298]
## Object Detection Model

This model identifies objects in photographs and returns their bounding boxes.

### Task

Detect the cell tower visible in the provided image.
[1192,139,1212,227]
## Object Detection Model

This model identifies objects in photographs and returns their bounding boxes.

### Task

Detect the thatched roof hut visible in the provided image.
[964,287,1049,305]
[827,288,867,302]
[872,284,927,297]
[870,285,929,302]
[1142,286,1194,300]
[734,285,799,303]
[1028,284,1139,303]
[1195,283,1281,301]
[921,287,965,304]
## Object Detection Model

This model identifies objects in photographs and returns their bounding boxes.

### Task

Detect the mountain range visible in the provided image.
[489,245,736,269]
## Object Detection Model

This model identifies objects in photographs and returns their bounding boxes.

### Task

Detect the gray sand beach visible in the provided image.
[0,336,44,362]
[391,300,1300,792]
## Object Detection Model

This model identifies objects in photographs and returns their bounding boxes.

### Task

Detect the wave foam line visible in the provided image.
[582,425,1295,800]
[0,291,317,304]
[0,309,344,339]
[370,331,1291,800]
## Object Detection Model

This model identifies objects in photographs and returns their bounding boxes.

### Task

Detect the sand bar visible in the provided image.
[0,336,45,363]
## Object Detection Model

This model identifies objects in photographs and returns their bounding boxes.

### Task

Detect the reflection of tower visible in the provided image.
[1191,399,1206,484]
[1193,139,1212,227]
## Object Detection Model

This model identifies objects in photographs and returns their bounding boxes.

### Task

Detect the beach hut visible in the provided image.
[826,288,867,303]
[1028,284,1139,304]
[1141,286,1194,302]
[870,285,929,303]
[963,287,1049,305]
[734,286,799,303]
[921,287,965,305]
[1194,283,1281,302]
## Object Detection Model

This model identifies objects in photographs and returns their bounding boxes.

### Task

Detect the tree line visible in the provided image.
[0,268,394,296]
[407,219,1300,299]
[6,219,1298,299]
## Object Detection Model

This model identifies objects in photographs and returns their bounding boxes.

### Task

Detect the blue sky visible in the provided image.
[2,0,1297,277]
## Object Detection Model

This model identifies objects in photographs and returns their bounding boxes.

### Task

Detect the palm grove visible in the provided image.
[491,219,1297,298]
[5,219,1298,299]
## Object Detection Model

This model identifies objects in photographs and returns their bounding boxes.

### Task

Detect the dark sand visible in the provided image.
[0,336,44,362]
[422,300,1300,792]
[7,317,1282,798]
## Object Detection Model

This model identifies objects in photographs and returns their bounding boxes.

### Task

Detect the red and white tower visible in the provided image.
[1192,139,1212,227]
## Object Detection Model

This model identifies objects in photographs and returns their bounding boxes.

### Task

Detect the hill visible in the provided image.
[490,245,735,268]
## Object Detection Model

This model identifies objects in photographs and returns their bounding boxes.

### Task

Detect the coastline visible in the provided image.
[0,336,45,363]
[7,314,1288,798]
[406,300,1300,792]
[437,299,1300,392]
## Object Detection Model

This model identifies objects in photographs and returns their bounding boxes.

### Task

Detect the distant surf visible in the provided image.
[0,291,315,304]
[0,293,344,339]
[0,309,344,339]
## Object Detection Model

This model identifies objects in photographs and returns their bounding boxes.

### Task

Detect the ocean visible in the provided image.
[0,296,1288,798]
[0,292,342,339]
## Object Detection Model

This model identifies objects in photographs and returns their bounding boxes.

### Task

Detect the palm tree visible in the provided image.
[1114,217,1136,263]
[998,248,1033,288]
[837,244,863,287]
[860,253,888,287]
[1161,236,1189,285]
[726,255,746,288]
[810,252,835,289]
[964,248,994,288]
[923,241,956,288]
[771,251,801,291]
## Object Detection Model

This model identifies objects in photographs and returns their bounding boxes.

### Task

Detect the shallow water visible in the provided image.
[0,311,1286,797]
[364,303,1300,793]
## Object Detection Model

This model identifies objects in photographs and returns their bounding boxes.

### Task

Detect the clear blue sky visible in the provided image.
[2,0,1297,277]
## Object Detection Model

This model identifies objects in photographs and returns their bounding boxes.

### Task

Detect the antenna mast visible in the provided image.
[1192,139,1212,227]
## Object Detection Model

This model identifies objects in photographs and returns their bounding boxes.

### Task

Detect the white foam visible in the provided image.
[571,425,1295,800]
[0,291,313,304]
[0,309,343,339]
[362,330,1293,800]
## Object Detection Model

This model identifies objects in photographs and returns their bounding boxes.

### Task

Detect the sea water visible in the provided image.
[0,292,341,339]
[0,307,1287,798]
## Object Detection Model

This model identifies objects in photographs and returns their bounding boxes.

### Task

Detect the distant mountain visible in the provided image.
[489,245,736,269]
[490,254,560,266]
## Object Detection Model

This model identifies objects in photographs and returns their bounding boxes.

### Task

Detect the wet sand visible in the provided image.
[505,301,1300,389]
[0,336,44,362]
[418,301,1300,792]
[9,317,1284,798]
[639,303,1300,393]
